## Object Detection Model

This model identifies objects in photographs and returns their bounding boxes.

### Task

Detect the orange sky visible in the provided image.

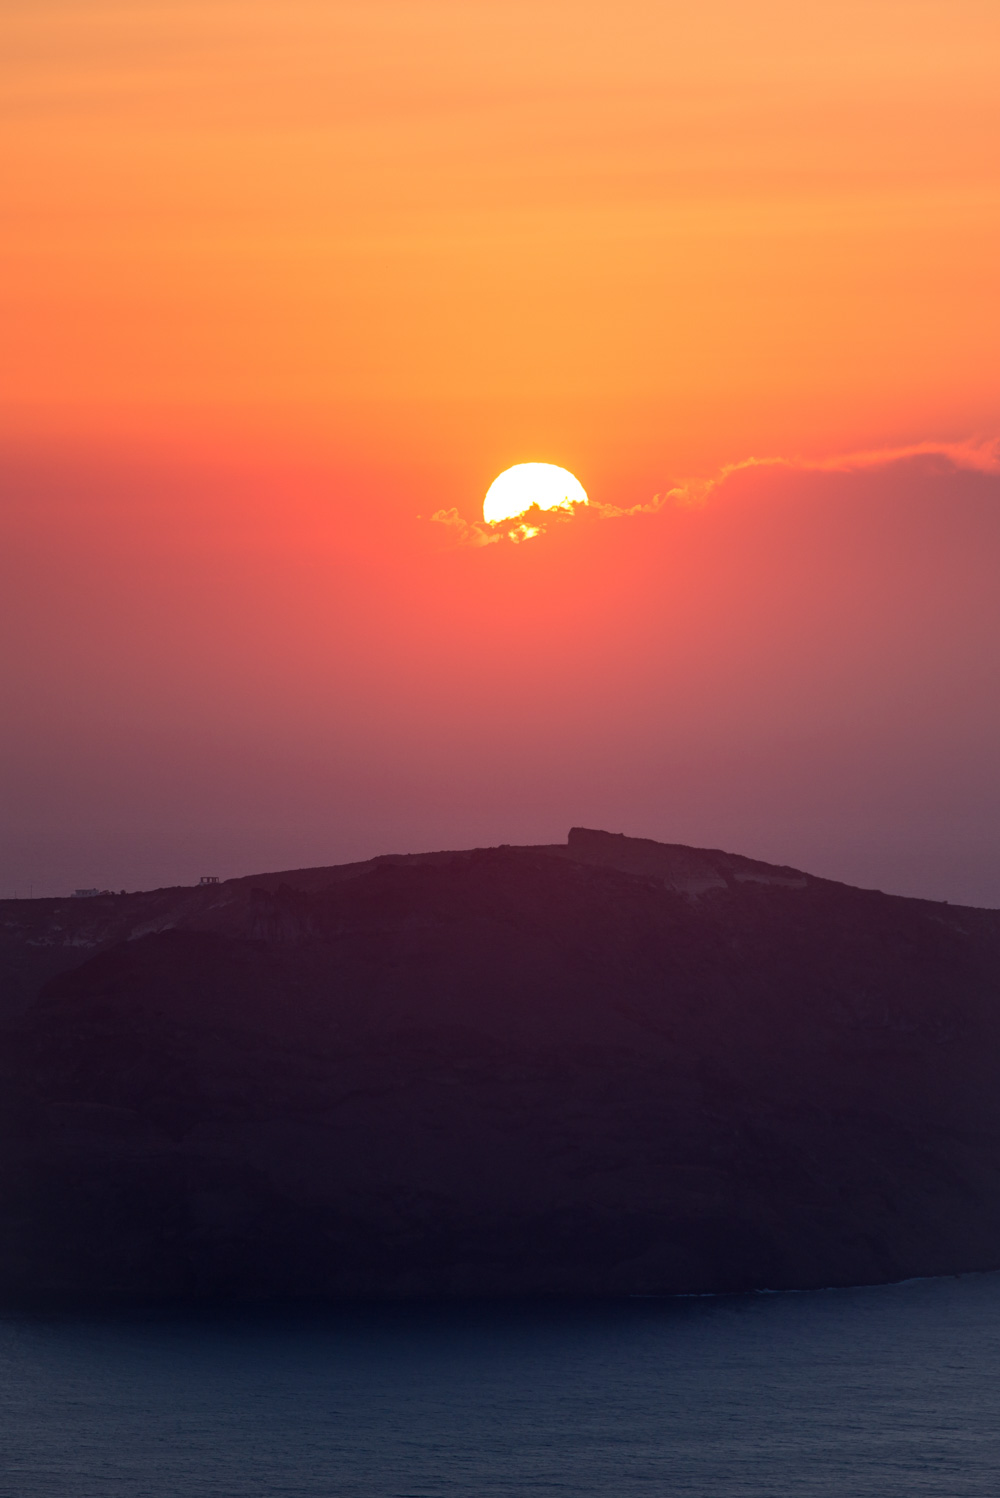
[2,2,1000,900]
[3,0,999,497]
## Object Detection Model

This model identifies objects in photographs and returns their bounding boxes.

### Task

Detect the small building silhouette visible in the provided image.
[199,876,220,885]
[73,888,100,898]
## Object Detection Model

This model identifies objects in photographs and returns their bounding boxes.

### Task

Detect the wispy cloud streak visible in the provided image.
[431,439,1000,546]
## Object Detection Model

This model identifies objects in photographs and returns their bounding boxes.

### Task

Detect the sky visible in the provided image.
[2,1,999,902]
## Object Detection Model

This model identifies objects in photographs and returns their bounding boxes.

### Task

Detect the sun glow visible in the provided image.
[483,464,588,524]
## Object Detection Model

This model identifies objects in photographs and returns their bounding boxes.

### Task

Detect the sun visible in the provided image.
[483,463,588,524]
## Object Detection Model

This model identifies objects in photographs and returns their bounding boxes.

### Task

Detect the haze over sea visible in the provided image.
[3,1273,999,1496]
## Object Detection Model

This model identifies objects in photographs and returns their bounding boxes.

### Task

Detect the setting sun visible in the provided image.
[483,464,589,524]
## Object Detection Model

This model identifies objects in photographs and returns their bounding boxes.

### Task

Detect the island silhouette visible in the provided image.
[2,828,1000,1303]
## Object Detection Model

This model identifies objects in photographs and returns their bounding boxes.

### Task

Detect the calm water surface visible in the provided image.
[2,1274,1000,1496]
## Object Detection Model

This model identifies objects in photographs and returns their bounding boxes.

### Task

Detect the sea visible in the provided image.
[2,1273,1000,1497]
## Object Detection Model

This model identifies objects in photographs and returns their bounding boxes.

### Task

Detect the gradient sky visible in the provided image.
[2,1,999,901]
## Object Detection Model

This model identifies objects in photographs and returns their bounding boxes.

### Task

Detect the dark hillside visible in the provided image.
[2,830,1000,1301]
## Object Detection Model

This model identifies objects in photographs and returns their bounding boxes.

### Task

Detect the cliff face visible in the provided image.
[2,829,1000,1302]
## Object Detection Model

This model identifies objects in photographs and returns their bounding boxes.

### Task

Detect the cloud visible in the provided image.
[431,438,1000,546]
[429,501,583,546]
